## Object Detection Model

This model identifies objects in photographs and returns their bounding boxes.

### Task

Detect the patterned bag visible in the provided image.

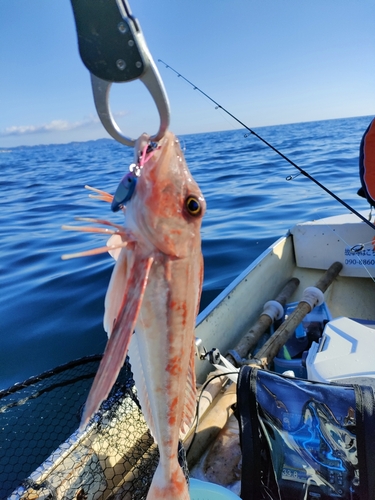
[237,365,375,500]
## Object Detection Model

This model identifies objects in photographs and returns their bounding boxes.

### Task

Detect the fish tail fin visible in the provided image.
[146,462,189,500]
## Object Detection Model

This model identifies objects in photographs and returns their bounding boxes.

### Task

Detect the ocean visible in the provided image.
[0,115,372,392]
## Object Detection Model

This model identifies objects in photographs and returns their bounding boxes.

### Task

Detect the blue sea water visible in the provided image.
[0,115,372,391]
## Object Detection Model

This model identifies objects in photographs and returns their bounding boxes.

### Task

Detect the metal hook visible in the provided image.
[70,0,170,147]
[90,61,170,147]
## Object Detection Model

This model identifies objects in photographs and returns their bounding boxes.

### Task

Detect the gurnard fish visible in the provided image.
[80,131,205,499]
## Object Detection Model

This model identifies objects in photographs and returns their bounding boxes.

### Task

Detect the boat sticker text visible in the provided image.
[344,246,375,267]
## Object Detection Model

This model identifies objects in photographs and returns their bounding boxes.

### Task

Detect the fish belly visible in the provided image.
[129,256,198,499]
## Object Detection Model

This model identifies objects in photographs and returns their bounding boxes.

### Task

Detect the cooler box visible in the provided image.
[306,317,375,382]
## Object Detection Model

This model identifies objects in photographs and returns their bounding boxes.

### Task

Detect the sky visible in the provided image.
[0,0,374,148]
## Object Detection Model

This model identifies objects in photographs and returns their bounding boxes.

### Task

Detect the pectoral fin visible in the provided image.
[103,241,130,336]
[81,254,153,428]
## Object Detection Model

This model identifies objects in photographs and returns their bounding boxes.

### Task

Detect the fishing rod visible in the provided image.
[158,59,375,232]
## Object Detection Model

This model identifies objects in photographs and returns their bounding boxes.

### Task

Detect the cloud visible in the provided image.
[0,116,100,137]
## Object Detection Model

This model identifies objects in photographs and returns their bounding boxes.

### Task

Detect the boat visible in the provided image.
[2,208,375,500]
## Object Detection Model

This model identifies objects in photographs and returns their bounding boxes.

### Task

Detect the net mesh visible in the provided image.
[0,355,188,500]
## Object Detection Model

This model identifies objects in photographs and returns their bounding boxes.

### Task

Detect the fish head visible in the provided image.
[128,131,206,258]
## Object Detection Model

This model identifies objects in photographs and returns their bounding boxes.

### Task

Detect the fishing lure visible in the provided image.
[111,142,159,212]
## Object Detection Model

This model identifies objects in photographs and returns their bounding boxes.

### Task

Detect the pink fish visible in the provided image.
[78,131,205,499]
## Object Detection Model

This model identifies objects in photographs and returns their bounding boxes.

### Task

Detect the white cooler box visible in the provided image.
[306,317,375,382]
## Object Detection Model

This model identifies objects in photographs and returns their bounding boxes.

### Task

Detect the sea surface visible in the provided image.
[0,115,372,391]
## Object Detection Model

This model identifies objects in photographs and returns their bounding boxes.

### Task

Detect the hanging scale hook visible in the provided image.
[70,0,170,147]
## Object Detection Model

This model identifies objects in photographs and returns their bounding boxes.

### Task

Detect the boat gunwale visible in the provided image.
[196,232,290,327]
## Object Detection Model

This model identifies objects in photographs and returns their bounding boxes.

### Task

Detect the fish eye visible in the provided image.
[186,196,201,216]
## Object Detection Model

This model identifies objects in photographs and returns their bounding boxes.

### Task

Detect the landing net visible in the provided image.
[0,355,187,499]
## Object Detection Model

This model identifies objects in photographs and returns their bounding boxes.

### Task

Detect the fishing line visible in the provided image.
[159,59,375,232]
[186,370,238,457]
[323,223,375,282]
